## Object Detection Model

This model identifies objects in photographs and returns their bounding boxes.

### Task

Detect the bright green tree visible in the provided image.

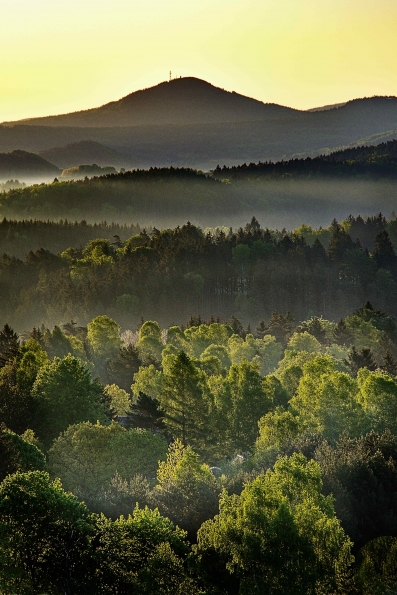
[197,453,352,595]
[32,354,109,448]
[104,383,131,417]
[357,368,397,433]
[153,440,220,538]
[93,505,195,594]
[87,315,121,363]
[291,356,363,443]
[219,361,272,451]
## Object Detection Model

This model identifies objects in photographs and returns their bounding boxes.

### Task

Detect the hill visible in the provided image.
[2,77,299,128]
[0,150,60,181]
[0,84,396,170]
[38,140,131,169]
[2,142,397,229]
[213,139,397,179]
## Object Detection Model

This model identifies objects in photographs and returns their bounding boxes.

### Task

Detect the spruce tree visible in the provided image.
[373,230,397,269]
[345,346,377,377]
[382,351,397,376]
[0,325,19,368]
[333,319,353,346]
[160,352,208,449]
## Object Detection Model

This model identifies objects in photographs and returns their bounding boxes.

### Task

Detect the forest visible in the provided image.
[1,213,397,331]
[1,209,397,593]
[1,141,397,228]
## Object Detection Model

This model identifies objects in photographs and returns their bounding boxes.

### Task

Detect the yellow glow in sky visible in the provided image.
[1,0,397,121]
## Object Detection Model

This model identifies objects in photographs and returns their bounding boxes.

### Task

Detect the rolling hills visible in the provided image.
[1,141,397,229]
[0,79,397,171]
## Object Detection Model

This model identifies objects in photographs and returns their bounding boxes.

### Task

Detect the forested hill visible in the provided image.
[2,155,397,228]
[213,139,397,179]
[3,77,299,128]
[0,150,60,180]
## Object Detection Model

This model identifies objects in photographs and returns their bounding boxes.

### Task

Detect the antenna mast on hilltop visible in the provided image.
[169,70,172,81]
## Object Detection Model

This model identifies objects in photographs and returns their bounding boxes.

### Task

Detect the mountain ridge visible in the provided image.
[2,77,300,128]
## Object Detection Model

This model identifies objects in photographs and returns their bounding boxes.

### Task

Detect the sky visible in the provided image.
[1,0,397,121]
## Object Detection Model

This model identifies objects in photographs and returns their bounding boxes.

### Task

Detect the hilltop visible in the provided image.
[0,150,60,181]
[2,77,298,128]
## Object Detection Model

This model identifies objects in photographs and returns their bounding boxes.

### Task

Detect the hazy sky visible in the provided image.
[1,0,397,121]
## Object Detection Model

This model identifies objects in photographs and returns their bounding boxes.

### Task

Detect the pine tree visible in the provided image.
[230,316,246,338]
[160,352,209,449]
[345,346,377,377]
[333,319,353,346]
[0,324,19,368]
[266,312,295,347]
[382,351,397,376]
[373,230,397,269]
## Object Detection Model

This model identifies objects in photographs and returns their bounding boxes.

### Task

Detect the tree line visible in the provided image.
[2,215,397,332]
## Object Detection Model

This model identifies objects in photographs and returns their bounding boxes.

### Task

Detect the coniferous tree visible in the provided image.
[333,319,353,346]
[382,351,397,376]
[0,325,19,368]
[129,392,165,432]
[160,351,209,449]
[230,316,246,338]
[345,346,377,377]
[265,312,295,347]
[373,230,397,270]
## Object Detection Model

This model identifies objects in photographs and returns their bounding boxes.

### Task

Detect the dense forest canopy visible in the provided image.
[1,214,397,332]
[2,293,397,592]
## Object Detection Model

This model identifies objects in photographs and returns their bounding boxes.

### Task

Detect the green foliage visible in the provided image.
[316,431,397,551]
[87,315,121,362]
[32,354,109,448]
[0,471,94,594]
[357,368,397,434]
[48,421,167,506]
[355,536,397,595]
[154,440,220,538]
[93,505,194,594]
[291,356,363,443]
[197,453,352,595]
[104,383,131,417]
[132,364,164,400]
[0,428,45,482]
[160,351,210,451]
[219,361,272,451]
[287,331,322,354]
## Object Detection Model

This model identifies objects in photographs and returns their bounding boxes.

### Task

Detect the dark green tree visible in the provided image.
[0,471,94,595]
[345,346,377,377]
[0,427,45,482]
[333,318,353,346]
[0,324,19,368]
[160,351,209,450]
[373,229,397,270]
